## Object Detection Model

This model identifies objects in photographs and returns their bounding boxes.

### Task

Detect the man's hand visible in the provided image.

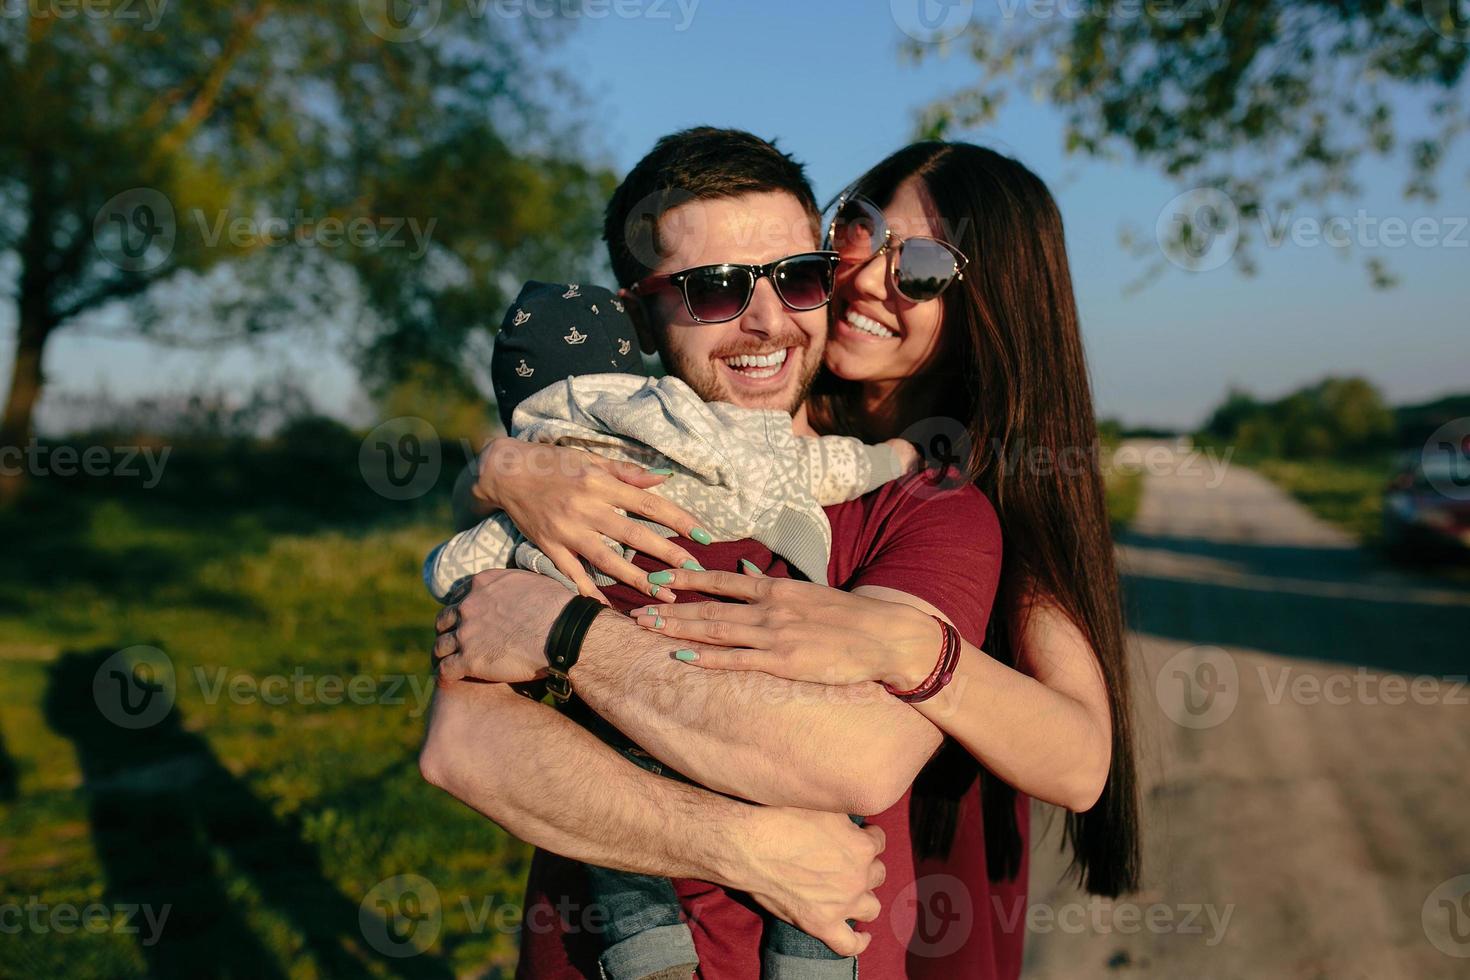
[434,569,577,683]
[732,807,886,957]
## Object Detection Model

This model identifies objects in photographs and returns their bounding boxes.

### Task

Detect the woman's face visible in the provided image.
[825,177,950,385]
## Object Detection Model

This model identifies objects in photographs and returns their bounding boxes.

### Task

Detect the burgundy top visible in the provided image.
[515,472,1026,979]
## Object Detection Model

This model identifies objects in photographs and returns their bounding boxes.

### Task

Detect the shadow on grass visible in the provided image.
[1118,529,1470,677]
[0,719,16,802]
[43,646,453,980]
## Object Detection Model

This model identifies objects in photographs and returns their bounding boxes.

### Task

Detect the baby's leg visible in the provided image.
[584,746,699,980]
[585,864,698,980]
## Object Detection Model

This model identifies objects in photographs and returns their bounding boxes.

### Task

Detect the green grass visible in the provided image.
[0,440,528,979]
[1103,443,1144,530]
[1247,452,1395,545]
[1105,466,1144,530]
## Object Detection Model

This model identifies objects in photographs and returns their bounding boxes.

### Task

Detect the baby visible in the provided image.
[425,280,917,980]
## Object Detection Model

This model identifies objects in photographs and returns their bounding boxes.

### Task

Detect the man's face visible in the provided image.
[638,191,827,416]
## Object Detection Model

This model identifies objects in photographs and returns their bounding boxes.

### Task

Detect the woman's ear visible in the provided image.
[618,288,660,355]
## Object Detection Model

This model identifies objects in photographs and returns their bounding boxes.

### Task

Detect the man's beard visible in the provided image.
[661,336,823,414]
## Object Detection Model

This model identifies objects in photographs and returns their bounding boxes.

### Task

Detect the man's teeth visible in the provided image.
[722,348,788,378]
[846,312,897,339]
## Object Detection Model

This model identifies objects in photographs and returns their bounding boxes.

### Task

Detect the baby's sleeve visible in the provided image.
[797,434,908,505]
[422,512,523,603]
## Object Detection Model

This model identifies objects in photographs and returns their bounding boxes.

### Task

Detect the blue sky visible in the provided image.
[12,1,1468,431]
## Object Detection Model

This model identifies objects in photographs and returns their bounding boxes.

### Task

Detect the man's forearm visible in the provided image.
[567,613,941,815]
[420,678,758,885]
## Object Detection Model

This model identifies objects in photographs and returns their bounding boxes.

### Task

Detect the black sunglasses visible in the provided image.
[629,251,841,324]
[825,194,968,303]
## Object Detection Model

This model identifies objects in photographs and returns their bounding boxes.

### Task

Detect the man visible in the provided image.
[420,128,1009,977]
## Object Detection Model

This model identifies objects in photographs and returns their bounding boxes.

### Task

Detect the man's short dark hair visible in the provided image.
[603,127,821,289]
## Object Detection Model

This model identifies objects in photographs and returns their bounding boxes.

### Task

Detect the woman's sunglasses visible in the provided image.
[824,194,968,303]
[629,251,841,325]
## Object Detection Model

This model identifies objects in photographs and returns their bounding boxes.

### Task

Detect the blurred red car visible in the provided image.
[1383,454,1470,560]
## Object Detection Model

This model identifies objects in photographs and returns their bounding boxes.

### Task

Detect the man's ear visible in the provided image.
[618,287,660,355]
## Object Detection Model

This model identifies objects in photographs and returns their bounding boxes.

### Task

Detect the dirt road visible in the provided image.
[1021,443,1470,979]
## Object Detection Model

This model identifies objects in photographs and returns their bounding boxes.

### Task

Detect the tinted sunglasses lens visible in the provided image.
[773,255,835,310]
[895,238,959,301]
[684,266,752,322]
[828,198,884,260]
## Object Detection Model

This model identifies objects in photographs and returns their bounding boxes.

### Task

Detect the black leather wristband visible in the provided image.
[544,594,604,702]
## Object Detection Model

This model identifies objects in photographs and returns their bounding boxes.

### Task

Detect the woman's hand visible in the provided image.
[464,438,710,601]
[733,806,886,957]
[631,567,943,690]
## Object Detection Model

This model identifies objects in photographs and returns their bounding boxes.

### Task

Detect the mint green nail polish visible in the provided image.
[690,527,713,545]
[653,616,665,629]
[648,569,676,585]
[682,559,704,571]
[740,559,760,575]
[648,467,673,476]
[674,649,699,662]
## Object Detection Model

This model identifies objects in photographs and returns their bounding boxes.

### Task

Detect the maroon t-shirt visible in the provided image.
[515,472,1027,979]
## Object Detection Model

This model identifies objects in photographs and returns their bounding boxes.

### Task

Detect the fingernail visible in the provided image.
[656,588,677,602]
[673,649,699,662]
[681,559,704,571]
[653,616,665,629]
[740,559,760,575]
[648,467,673,476]
[690,527,712,545]
[648,570,676,585]
[642,606,658,616]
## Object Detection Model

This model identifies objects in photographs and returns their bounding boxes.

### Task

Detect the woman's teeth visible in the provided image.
[846,312,897,339]
[722,348,788,378]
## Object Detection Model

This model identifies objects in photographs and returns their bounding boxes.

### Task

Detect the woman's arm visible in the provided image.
[881,590,1111,813]
[632,570,1113,813]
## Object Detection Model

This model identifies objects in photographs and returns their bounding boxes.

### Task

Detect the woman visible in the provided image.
[457,141,1139,936]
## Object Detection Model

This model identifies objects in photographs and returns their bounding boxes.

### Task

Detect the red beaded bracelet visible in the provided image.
[883,615,961,703]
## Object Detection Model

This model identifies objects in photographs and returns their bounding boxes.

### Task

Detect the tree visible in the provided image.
[0,2,612,500]
[908,0,1468,287]
[1198,375,1394,456]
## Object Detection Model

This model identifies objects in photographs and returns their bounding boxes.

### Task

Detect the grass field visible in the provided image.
[1245,452,1395,545]
[0,429,1151,978]
[0,437,530,979]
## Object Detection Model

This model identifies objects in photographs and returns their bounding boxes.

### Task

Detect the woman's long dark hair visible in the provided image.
[809,142,1140,897]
